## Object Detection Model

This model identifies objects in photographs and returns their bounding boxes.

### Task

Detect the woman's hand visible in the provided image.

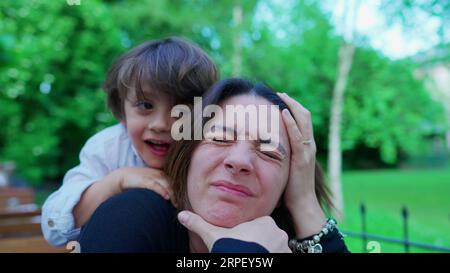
[178,211,291,253]
[277,92,326,238]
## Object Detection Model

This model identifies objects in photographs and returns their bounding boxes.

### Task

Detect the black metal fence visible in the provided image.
[340,203,450,253]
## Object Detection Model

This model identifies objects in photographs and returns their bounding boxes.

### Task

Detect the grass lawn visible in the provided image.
[340,167,450,253]
[33,168,450,253]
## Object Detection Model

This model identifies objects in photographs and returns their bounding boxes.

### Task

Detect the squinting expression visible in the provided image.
[187,95,291,228]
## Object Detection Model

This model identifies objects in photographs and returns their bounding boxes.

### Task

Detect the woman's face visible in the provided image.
[186,94,291,228]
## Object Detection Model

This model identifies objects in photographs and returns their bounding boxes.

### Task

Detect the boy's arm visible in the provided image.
[42,125,173,247]
[72,170,122,228]
[41,137,112,247]
[74,167,173,228]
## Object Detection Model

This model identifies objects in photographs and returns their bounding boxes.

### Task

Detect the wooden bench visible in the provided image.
[0,215,42,238]
[0,204,42,237]
[0,187,35,208]
[0,235,69,253]
[0,197,69,253]
[0,204,41,220]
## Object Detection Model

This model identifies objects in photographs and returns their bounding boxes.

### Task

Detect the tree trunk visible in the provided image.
[232,3,242,77]
[328,43,355,220]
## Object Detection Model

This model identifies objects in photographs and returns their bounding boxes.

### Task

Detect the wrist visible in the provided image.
[73,172,122,228]
[287,195,326,238]
[102,168,126,196]
[289,218,339,253]
[286,193,321,214]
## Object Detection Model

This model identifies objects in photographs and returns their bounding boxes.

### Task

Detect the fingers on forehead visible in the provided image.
[278,93,315,138]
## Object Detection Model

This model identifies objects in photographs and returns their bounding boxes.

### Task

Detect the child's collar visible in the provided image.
[130,143,146,167]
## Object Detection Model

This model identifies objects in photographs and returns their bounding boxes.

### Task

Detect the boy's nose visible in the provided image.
[148,112,171,133]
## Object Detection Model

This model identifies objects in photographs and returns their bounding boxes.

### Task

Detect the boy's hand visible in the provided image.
[74,167,175,228]
[116,167,175,206]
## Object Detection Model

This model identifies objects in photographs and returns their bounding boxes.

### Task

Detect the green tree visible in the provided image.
[0,0,446,189]
[0,0,123,185]
[343,47,446,163]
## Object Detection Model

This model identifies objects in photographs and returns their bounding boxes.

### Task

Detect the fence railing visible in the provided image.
[340,203,450,253]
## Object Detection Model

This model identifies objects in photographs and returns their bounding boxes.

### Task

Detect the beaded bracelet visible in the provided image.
[288,218,338,253]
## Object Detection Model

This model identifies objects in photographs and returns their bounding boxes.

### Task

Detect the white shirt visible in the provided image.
[41,124,146,246]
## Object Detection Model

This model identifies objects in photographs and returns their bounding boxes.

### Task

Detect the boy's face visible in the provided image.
[122,89,174,169]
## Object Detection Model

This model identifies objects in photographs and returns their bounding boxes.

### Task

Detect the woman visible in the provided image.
[78,78,349,253]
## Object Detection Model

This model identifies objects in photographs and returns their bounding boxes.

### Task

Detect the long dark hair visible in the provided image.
[164,78,332,239]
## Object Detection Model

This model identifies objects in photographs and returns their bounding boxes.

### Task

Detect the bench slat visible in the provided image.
[0,216,42,237]
[0,207,41,220]
[0,236,68,253]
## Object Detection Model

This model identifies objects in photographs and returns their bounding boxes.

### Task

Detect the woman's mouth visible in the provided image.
[144,139,171,157]
[211,180,254,198]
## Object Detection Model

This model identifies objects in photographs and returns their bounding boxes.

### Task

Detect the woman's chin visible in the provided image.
[200,205,248,228]
[209,218,240,228]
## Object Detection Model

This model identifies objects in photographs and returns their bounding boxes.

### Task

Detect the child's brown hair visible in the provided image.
[104,37,218,120]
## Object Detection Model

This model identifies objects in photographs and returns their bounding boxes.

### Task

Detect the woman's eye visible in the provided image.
[212,137,231,143]
[261,151,282,161]
[136,101,153,111]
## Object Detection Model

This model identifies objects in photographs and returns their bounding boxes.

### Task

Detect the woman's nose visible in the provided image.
[223,143,254,175]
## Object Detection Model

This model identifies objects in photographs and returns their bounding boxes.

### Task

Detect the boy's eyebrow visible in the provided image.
[135,89,155,100]
[134,87,176,105]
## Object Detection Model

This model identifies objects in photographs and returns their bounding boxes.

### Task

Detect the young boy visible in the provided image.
[42,37,218,246]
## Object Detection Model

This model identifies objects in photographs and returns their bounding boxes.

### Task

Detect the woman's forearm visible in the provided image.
[288,195,326,239]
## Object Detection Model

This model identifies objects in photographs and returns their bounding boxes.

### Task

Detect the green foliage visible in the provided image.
[343,48,447,163]
[240,0,447,164]
[0,0,447,186]
[0,0,122,185]
[380,0,450,44]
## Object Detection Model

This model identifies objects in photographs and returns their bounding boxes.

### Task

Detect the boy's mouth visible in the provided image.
[144,139,171,157]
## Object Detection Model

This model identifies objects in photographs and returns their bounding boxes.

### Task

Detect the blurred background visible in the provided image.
[0,0,449,253]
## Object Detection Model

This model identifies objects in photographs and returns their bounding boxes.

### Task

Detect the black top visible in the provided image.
[79,189,348,253]
[79,189,189,252]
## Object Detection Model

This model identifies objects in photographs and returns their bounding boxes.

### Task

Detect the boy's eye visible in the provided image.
[136,101,153,111]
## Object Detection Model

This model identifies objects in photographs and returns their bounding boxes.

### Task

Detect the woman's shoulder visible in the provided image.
[101,188,176,217]
[79,189,188,252]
